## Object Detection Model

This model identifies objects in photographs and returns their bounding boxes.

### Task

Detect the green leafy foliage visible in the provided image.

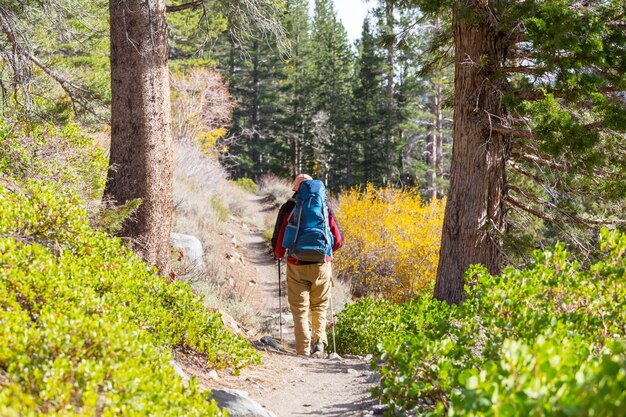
[334,230,626,416]
[332,298,404,356]
[233,177,259,193]
[0,181,261,414]
[210,195,230,222]
[0,122,108,198]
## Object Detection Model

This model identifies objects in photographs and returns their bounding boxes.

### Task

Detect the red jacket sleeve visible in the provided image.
[272,199,295,259]
[328,207,343,252]
[274,215,288,259]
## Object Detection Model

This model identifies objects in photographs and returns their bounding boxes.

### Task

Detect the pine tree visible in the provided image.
[217,28,290,180]
[351,16,387,185]
[396,0,626,303]
[279,0,313,178]
[373,1,402,184]
[308,0,354,189]
[106,0,173,272]
[396,13,454,197]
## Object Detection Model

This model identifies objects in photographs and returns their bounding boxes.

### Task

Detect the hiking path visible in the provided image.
[178,191,380,417]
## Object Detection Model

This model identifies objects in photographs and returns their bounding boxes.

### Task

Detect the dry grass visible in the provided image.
[172,142,264,327]
[258,173,293,207]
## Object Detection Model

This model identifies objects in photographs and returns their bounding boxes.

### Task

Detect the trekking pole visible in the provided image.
[278,258,283,344]
[329,280,337,355]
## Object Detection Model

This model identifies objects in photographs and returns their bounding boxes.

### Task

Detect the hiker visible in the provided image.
[271,174,343,357]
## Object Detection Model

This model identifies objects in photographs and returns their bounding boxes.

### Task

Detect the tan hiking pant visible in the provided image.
[286,262,332,355]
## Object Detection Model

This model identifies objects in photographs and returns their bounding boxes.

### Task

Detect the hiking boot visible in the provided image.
[310,341,325,358]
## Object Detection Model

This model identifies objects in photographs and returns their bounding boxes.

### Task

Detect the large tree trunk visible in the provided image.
[105,0,173,273]
[434,0,510,304]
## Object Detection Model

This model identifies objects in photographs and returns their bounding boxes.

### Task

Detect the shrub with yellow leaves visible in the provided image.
[333,185,445,302]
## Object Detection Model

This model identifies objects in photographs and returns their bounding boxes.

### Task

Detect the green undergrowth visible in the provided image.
[334,230,626,416]
[0,182,261,415]
[0,122,108,200]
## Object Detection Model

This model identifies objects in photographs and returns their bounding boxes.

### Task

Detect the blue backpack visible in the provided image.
[281,179,334,262]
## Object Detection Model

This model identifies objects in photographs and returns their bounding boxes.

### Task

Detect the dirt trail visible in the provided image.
[185,192,379,417]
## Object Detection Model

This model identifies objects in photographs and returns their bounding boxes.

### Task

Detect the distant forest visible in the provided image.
[196,0,454,196]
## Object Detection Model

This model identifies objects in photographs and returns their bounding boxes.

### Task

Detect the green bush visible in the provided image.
[334,230,626,416]
[233,177,258,193]
[448,337,626,417]
[331,295,452,356]
[210,195,230,222]
[0,182,262,415]
[0,122,108,200]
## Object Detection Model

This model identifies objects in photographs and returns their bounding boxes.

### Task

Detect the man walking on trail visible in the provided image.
[271,174,343,358]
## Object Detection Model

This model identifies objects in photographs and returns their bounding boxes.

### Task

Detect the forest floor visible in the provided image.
[177,192,381,417]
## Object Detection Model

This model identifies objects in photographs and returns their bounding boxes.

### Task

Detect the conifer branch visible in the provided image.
[514,87,624,101]
[510,150,569,172]
[508,184,626,227]
[500,65,538,75]
[507,160,543,184]
[507,184,591,227]
[491,125,533,138]
[0,4,101,116]
[508,48,533,59]
[506,195,555,223]
[27,53,90,98]
[508,29,527,44]
[166,0,204,13]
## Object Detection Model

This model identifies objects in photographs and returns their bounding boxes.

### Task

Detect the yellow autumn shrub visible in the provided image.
[333,185,445,302]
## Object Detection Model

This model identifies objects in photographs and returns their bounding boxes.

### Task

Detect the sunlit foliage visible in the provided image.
[334,185,445,301]
[333,229,626,416]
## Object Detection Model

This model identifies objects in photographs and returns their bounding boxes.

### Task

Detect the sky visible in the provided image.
[311,0,375,45]
[334,0,374,44]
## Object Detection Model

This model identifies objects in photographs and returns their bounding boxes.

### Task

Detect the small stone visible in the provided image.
[327,352,342,361]
[208,389,276,417]
[170,360,190,384]
[345,368,360,375]
[367,372,381,384]
[207,370,219,380]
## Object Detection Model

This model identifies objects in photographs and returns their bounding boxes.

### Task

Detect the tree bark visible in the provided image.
[434,0,510,304]
[384,0,395,184]
[426,87,442,199]
[106,0,173,273]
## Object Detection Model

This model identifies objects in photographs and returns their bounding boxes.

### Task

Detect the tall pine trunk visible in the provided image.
[434,0,510,304]
[106,0,173,273]
[384,1,395,184]
[426,86,442,200]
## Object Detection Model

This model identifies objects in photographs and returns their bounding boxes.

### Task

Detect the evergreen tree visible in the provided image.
[308,0,354,189]
[395,13,454,197]
[279,0,313,178]
[107,0,173,272]
[0,0,110,122]
[215,28,290,180]
[394,0,626,303]
[373,1,403,185]
[351,17,387,185]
